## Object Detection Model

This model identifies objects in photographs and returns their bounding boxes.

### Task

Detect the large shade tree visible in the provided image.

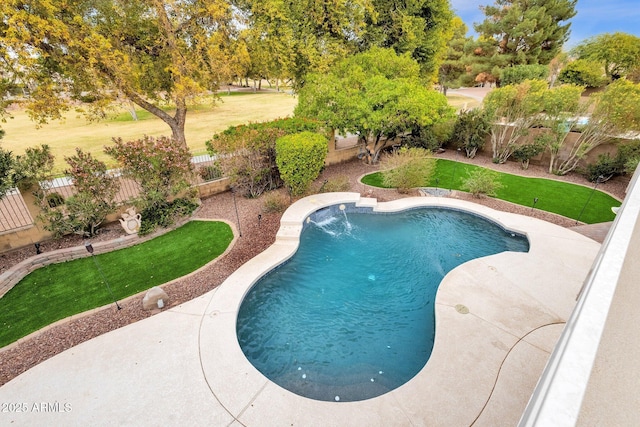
[360,0,453,80]
[295,47,454,164]
[0,0,239,147]
[235,0,375,88]
[474,0,576,71]
[572,32,640,81]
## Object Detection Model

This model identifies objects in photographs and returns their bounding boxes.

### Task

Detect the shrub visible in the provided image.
[617,139,640,175]
[198,164,223,181]
[381,147,435,193]
[12,144,55,191]
[0,145,13,199]
[276,131,328,196]
[39,148,119,237]
[462,169,503,198]
[138,198,199,235]
[451,109,491,158]
[318,175,351,193]
[105,135,195,211]
[558,59,608,88]
[500,64,549,86]
[584,153,623,182]
[206,118,323,198]
[512,136,547,169]
[262,191,289,213]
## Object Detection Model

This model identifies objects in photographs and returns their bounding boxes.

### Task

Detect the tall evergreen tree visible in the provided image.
[438,17,472,94]
[474,0,577,67]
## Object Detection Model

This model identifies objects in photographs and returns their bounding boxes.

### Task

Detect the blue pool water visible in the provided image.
[236,206,529,402]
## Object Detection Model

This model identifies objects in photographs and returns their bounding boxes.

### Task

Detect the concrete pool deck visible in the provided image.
[0,194,600,426]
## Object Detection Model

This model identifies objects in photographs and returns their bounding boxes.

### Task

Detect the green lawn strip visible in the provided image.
[0,220,233,348]
[361,159,621,224]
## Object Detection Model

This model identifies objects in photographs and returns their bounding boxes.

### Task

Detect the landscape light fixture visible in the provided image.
[84,242,122,310]
[531,197,539,212]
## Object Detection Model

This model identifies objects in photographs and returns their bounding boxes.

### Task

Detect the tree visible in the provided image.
[483,79,547,163]
[236,0,375,88]
[0,0,239,147]
[438,17,472,94]
[474,0,577,69]
[538,83,583,173]
[360,0,454,80]
[573,32,640,81]
[500,64,549,86]
[295,47,454,164]
[558,59,608,88]
[553,80,640,175]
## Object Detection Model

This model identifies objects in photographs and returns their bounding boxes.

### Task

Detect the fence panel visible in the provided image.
[0,189,34,232]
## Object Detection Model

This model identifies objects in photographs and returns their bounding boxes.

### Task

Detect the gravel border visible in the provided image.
[0,154,628,386]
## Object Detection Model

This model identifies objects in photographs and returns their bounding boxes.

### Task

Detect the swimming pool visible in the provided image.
[236,204,529,402]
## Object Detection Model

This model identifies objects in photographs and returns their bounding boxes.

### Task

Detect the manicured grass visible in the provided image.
[362,159,621,224]
[445,94,482,111]
[0,220,233,348]
[1,92,298,171]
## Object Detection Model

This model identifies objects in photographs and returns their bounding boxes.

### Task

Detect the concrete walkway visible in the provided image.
[0,194,600,426]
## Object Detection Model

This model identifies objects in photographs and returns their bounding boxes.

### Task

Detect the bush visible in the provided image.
[206,118,323,198]
[39,148,119,237]
[198,164,223,181]
[138,197,199,235]
[406,119,456,152]
[462,169,503,198]
[381,147,435,193]
[512,136,547,169]
[500,64,549,86]
[558,59,608,88]
[275,131,328,196]
[262,191,290,213]
[12,144,55,191]
[451,109,491,158]
[584,153,623,182]
[105,135,195,211]
[318,175,351,193]
[617,140,640,175]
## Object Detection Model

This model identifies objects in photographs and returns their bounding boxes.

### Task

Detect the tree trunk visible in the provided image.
[128,101,138,121]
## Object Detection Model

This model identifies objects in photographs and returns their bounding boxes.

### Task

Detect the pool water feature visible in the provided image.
[236,206,529,402]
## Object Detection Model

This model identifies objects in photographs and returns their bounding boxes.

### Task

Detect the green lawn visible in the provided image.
[362,159,621,224]
[0,220,233,348]
[1,92,298,171]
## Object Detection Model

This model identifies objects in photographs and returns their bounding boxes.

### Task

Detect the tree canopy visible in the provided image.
[236,0,375,88]
[295,47,454,163]
[0,0,239,146]
[473,0,576,72]
[438,16,471,93]
[360,0,453,80]
[572,32,640,81]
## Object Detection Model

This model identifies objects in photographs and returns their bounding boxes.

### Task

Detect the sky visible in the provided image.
[451,0,640,48]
